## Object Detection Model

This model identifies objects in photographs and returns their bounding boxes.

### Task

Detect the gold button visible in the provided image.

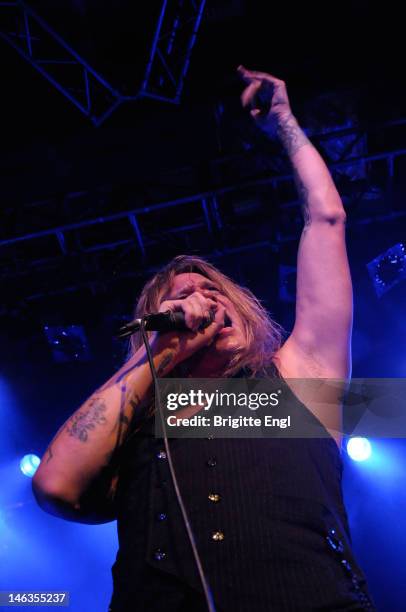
[208,493,221,503]
[211,530,224,541]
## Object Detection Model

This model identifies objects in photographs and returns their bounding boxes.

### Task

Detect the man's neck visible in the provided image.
[179,348,229,378]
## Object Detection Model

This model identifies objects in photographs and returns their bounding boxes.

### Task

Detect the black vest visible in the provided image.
[109,373,376,611]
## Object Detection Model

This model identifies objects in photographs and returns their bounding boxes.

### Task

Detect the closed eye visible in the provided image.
[175,285,220,299]
[206,286,221,294]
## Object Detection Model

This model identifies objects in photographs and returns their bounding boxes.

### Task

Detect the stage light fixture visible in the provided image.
[43,325,91,363]
[367,243,406,297]
[20,454,40,477]
[346,437,372,462]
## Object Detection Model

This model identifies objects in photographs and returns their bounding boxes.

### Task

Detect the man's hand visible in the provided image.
[238,65,293,134]
[154,292,226,367]
[158,291,218,332]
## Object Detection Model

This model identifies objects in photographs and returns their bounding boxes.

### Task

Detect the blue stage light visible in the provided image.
[20,454,41,477]
[43,325,91,362]
[367,242,406,297]
[346,437,372,462]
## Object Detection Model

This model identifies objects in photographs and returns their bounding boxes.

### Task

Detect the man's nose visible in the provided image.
[200,288,218,299]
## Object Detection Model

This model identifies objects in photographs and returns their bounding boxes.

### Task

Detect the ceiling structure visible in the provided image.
[0,0,207,125]
[1,9,405,609]
[1,0,405,332]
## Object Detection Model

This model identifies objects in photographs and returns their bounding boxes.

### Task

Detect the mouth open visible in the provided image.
[224,313,233,328]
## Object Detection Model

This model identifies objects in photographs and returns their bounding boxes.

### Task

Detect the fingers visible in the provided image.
[240,80,262,109]
[184,294,205,331]
[160,293,218,332]
[158,299,184,314]
[212,304,226,328]
[204,304,226,344]
[237,64,282,85]
[237,65,260,83]
[240,68,281,114]
[185,293,218,331]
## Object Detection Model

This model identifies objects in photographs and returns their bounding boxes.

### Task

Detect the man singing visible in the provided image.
[32,67,376,611]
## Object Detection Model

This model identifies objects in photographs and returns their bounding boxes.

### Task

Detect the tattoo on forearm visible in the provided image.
[114,359,141,384]
[103,449,120,501]
[277,114,310,157]
[109,410,130,441]
[124,392,142,440]
[295,172,312,229]
[44,422,67,463]
[156,352,174,376]
[66,396,107,443]
[109,382,129,448]
[108,384,142,458]
[128,391,141,412]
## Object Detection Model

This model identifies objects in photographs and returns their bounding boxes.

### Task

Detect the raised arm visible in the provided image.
[239,66,352,379]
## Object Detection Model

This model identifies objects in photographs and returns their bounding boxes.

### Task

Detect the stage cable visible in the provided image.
[139,319,217,612]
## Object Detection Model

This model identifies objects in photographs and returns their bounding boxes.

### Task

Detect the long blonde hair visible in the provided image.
[129,255,286,377]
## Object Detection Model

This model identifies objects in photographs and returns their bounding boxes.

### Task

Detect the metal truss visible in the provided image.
[140,0,206,103]
[2,146,406,252]
[0,0,206,125]
[1,118,406,303]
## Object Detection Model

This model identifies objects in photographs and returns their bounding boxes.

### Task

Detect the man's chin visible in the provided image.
[211,335,244,355]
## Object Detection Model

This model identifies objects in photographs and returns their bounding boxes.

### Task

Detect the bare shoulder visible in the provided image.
[273,333,349,380]
[272,335,346,451]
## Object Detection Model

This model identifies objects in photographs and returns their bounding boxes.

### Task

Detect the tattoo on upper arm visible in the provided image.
[277,115,310,158]
[66,397,108,443]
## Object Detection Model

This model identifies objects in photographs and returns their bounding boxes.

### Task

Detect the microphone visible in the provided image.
[116,310,214,339]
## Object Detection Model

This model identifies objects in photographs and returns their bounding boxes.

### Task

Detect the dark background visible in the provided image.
[1,1,405,610]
